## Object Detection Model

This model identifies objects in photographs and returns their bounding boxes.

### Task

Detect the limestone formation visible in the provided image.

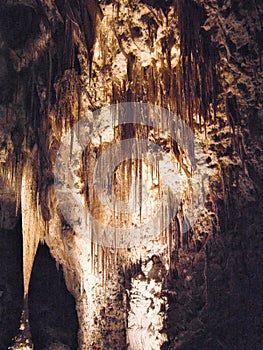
[0,0,262,349]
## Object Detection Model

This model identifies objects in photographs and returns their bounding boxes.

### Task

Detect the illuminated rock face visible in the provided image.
[0,0,262,349]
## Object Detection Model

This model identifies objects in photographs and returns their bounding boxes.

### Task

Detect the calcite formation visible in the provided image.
[0,0,262,349]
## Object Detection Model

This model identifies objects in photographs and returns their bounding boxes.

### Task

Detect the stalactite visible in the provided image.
[225,91,241,150]
[21,160,45,297]
[80,0,103,77]
[176,0,219,129]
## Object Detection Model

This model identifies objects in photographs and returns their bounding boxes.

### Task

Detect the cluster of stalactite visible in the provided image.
[0,0,222,298]
[0,0,101,196]
[91,0,219,130]
[3,1,262,349]
[79,0,220,268]
[79,6,220,269]
[0,0,102,298]
[176,0,219,129]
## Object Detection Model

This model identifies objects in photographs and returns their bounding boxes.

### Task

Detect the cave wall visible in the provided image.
[0,0,262,349]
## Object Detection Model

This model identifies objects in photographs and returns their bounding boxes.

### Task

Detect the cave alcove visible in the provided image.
[28,244,79,350]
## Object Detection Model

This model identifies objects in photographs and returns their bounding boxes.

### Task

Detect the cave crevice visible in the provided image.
[28,244,79,350]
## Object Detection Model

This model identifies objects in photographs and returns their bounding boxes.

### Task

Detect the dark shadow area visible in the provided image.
[0,224,24,349]
[139,0,174,9]
[0,4,40,49]
[163,202,263,350]
[28,244,79,349]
